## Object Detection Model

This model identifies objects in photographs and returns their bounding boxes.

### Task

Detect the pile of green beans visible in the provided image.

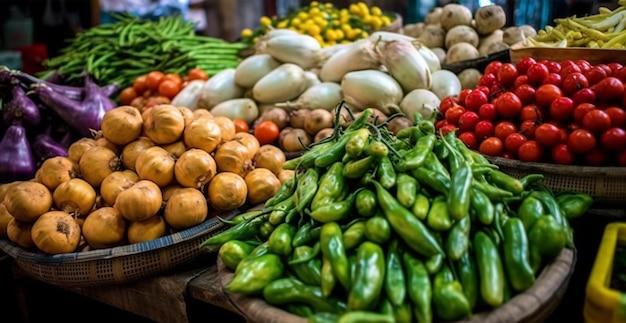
[40,14,247,88]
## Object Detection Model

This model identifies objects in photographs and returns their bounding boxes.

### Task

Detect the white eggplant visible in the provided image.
[171,80,205,109]
[234,54,281,88]
[430,70,462,100]
[400,89,440,120]
[265,34,322,70]
[377,40,431,93]
[276,82,343,111]
[196,69,244,110]
[341,70,403,115]
[209,98,259,126]
[253,63,307,104]
[319,39,381,83]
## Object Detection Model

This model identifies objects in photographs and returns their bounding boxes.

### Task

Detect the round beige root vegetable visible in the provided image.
[478,29,504,56]
[445,42,480,64]
[403,23,425,38]
[474,5,507,35]
[430,47,447,64]
[457,68,483,89]
[503,26,526,46]
[445,25,479,49]
[417,25,446,49]
[518,24,538,38]
[440,3,473,30]
[425,7,443,25]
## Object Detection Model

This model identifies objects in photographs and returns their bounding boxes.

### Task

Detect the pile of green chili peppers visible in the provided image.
[201,105,594,323]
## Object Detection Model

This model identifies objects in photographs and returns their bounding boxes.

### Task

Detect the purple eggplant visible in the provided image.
[13,70,119,101]
[3,78,41,127]
[33,74,116,138]
[0,125,36,182]
[32,131,69,161]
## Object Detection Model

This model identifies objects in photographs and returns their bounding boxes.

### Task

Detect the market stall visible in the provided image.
[1,0,625,322]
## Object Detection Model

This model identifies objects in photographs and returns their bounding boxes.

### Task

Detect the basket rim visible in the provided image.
[0,207,242,264]
[485,156,626,176]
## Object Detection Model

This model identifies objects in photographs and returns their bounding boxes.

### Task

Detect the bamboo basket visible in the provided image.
[214,248,576,323]
[485,156,626,207]
[0,208,242,287]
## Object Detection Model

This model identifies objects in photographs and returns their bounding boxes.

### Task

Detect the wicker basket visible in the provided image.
[0,208,241,287]
[214,248,576,323]
[509,40,626,65]
[485,156,626,207]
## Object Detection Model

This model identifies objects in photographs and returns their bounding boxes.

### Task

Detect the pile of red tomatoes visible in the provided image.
[437,57,626,166]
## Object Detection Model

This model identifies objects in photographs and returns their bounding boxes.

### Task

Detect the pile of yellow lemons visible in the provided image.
[241,1,394,47]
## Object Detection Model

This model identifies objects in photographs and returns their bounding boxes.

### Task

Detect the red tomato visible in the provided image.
[545,61,562,74]
[520,104,543,121]
[559,63,582,78]
[158,79,181,99]
[458,111,480,133]
[520,120,539,140]
[497,63,519,87]
[187,68,209,81]
[435,119,449,130]
[561,72,589,96]
[485,61,503,76]
[514,84,536,105]
[584,66,608,86]
[505,132,527,154]
[495,92,522,118]
[494,121,517,141]
[582,109,612,134]
[440,124,458,136]
[542,73,563,87]
[551,143,575,165]
[132,75,148,94]
[474,120,495,141]
[475,86,491,96]
[527,63,550,86]
[479,73,498,87]
[535,84,563,107]
[119,87,138,105]
[535,123,562,148]
[458,131,478,150]
[572,88,597,105]
[233,119,250,133]
[254,120,280,145]
[549,97,575,122]
[584,148,608,166]
[464,90,488,112]
[479,137,504,156]
[145,71,165,91]
[518,140,543,162]
[445,106,466,125]
[513,75,529,89]
[567,129,597,154]
[592,77,625,102]
[573,103,596,125]
[478,103,498,121]
[439,97,459,115]
[457,89,473,106]
[608,63,623,74]
[490,83,506,98]
[614,66,626,83]
[605,106,626,128]
[516,57,537,75]
[600,127,626,151]
[575,59,592,71]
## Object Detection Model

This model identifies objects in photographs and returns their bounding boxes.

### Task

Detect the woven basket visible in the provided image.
[485,156,626,207]
[215,248,576,323]
[0,208,241,287]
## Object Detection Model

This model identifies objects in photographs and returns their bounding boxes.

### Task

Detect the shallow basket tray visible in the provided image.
[0,208,241,287]
[509,40,626,65]
[214,248,575,323]
[485,156,626,207]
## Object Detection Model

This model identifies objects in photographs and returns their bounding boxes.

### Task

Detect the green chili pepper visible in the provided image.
[292,221,315,247]
[259,220,276,241]
[369,180,444,257]
[487,169,524,196]
[321,255,336,297]
[448,161,473,220]
[417,118,436,136]
[474,231,505,308]
[423,151,450,178]
[441,131,465,173]
[290,245,323,286]
[412,167,451,196]
[516,195,545,232]
[263,277,347,314]
[470,188,495,226]
[377,155,397,189]
[472,179,514,202]
[345,108,374,132]
[348,241,386,310]
[315,132,359,168]
[343,220,367,250]
[201,214,269,247]
[283,141,334,170]
[268,223,297,256]
[286,303,314,318]
[555,192,594,219]
[403,251,432,323]
[455,250,479,310]
[528,215,568,260]
[218,240,256,270]
[529,190,572,246]
[337,311,394,323]
[384,240,406,306]
[225,253,284,295]
[343,155,376,179]
[392,302,413,323]
[424,251,445,275]
[502,217,536,292]
[308,312,340,323]
[519,173,544,190]
[446,215,471,261]
[411,193,430,221]
[294,168,320,213]
[311,161,347,211]
[364,213,392,244]
[309,188,362,223]
[396,126,422,141]
[229,209,266,225]
[396,173,420,208]
[432,263,472,321]
[345,128,371,158]
[365,141,389,159]
[320,222,351,291]
[269,192,297,225]
[426,196,453,232]
[355,188,378,217]
[265,176,296,208]
[396,134,436,172]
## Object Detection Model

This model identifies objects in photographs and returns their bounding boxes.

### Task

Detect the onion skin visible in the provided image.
[0,125,36,182]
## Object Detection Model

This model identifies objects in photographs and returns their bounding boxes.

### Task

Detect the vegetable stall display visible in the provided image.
[201,106,592,322]
[0,104,290,254]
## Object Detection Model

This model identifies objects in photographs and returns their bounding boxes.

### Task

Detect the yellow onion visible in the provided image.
[164,187,208,230]
[53,178,96,217]
[114,180,163,222]
[4,181,52,222]
[212,116,237,142]
[0,203,14,238]
[177,105,195,127]
[31,210,82,254]
[100,105,144,145]
[135,146,176,187]
[121,136,155,171]
[207,172,247,212]
[214,140,253,176]
[127,215,167,244]
[143,104,186,145]
[253,145,286,176]
[37,156,79,192]
[183,117,222,153]
[244,168,281,205]
[100,170,140,206]
[79,146,121,188]
[95,135,121,155]
[6,218,35,249]
[82,207,127,249]
[234,132,260,160]
[67,137,97,163]
[162,141,188,158]
[174,148,217,189]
